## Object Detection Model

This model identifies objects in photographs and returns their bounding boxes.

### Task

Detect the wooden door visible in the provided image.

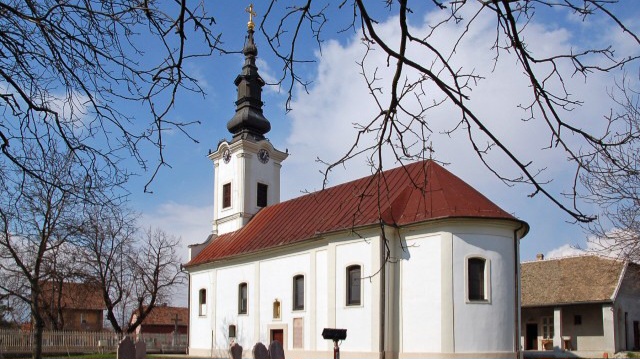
[271,329,284,345]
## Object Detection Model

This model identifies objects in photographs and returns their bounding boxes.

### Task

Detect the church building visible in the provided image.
[185,17,529,359]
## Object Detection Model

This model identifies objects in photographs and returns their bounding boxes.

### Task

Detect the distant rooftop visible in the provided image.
[521,255,633,307]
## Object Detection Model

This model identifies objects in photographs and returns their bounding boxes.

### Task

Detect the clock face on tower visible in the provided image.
[222,149,231,164]
[258,149,270,164]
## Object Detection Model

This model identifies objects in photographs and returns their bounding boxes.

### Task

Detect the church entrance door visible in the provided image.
[271,329,284,345]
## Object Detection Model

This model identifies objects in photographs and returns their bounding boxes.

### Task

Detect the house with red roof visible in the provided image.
[184,23,528,359]
[130,305,188,352]
[39,281,105,331]
[520,255,640,356]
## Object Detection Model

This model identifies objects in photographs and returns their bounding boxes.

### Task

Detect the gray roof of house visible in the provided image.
[521,255,626,307]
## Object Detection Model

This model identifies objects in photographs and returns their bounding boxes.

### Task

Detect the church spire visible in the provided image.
[226,4,271,141]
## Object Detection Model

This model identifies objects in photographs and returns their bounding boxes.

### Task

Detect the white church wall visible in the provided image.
[258,252,312,349]
[452,224,517,353]
[244,146,283,212]
[216,151,236,215]
[189,269,219,355]
[215,263,257,350]
[334,236,377,352]
[399,232,442,353]
[315,249,329,351]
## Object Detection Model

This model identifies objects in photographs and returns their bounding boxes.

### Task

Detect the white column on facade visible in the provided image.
[212,161,220,234]
[385,226,399,356]
[273,162,282,205]
[441,232,455,353]
[371,234,382,353]
[254,262,261,344]
[553,307,562,349]
[310,248,317,350]
[327,242,337,329]
[602,304,616,355]
[210,270,217,350]
[237,152,247,224]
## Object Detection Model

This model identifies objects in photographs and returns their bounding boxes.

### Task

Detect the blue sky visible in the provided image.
[126,2,640,266]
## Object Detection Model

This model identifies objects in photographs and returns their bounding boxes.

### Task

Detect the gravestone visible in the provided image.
[268,340,285,359]
[135,339,146,359]
[117,336,135,359]
[253,342,269,359]
[230,342,243,359]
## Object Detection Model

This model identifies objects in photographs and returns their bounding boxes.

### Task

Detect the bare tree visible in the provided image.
[75,205,185,335]
[0,146,87,359]
[257,0,639,223]
[38,244,88,330]
[0,0,222,195]
[580,76,640,261]
[1,3,213,355]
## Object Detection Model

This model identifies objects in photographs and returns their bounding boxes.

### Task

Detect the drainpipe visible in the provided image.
[380,224,387,359]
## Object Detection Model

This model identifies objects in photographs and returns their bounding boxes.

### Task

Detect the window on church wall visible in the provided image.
[293,275,304,311]
[223,183,231,208]
[257,183,268,207]
[467,257,487,301]
[238,283,248,314]
[198,289,207,316]
[346,265,361,306]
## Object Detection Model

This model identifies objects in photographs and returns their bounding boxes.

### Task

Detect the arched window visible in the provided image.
[293,275,304,310]
[346,265,361,306]
[468,257,486,301]
[238,283,248,314]
[198,288,207,316]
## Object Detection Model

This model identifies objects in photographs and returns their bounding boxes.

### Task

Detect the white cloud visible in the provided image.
[276,3,640,261]
[545,228,639,261]
[546,244,585,259]
[139,202,213,261]
[284,8,582,190]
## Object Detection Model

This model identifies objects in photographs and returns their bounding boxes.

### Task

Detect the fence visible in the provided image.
[0,329,120,354]
[137,332,188,353]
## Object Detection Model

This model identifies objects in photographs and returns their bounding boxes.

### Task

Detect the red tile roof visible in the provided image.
[39,281,106,311]
[186,160,527,267]
[132,305,189,326]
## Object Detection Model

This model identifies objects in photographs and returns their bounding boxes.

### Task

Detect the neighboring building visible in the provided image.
[520,254,640,356]
[39,281,105,331]
[184,21,529,359]
[130,305,188,351]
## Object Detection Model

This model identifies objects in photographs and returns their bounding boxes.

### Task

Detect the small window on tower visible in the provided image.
[223,183,231,208]
[257,183,268,207]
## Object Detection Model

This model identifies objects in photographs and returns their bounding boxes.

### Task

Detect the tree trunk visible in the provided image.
[32,315,44,359]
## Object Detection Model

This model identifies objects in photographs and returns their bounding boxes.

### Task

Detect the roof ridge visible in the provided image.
[273,160,432,207]
[187,159,525,267]
[521,253,625,264]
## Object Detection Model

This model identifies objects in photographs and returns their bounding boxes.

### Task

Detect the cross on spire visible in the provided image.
[246,4,256,30]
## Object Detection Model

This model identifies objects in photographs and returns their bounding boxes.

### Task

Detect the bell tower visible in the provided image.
[208,6,288,236]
